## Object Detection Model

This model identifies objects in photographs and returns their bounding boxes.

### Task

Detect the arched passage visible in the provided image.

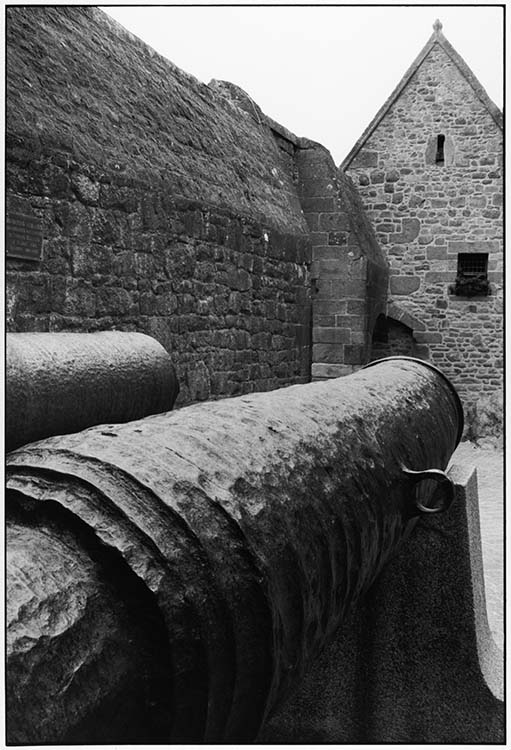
[370,304,429,362]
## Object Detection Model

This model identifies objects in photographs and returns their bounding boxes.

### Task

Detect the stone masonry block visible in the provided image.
[447,241,499,254]
[313,280,334,299]
[385,170,400,182]
[314,300,348,316]
[346,299,366,315]
[299,178,334,199]
[338,280,366,297]
[351,150,378,168]
[328,232,348,246]
[414,331,443,344]
[314,314,336,327]
[301,197,336,213]
[312,246,342,261]
[318,258,352,277]
[310,232,329,245]
[427,247,447,260]
[343,344,366,365]
[350,331,366,345]
[401,218,421,242]
[424,272,452,283]
[335,314,362,330]
[390,276,420,295]
[414,344,430,360]
[304,213,319,231]
[318,213,351,232]
[400,312,426,332]
[312,343,344,364]
[296,152,333,178]
[313,327,351,344]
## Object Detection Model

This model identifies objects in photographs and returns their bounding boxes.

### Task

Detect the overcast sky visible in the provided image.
[101,5,503,165]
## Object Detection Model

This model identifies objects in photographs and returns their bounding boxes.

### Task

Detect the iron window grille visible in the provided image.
[451,253,489,297]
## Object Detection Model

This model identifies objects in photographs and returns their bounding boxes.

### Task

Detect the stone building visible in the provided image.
[5,9,502,433]
[342,20,503,426]
[5,7,384,405]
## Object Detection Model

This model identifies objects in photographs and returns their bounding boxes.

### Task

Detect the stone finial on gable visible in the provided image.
[433,19,443,34]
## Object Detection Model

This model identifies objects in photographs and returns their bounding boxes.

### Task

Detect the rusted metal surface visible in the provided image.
[6,357,463,743]
[6,331,179,451]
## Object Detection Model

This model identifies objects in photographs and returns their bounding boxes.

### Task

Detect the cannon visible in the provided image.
[6,357,463,743]
[6,331,179,451]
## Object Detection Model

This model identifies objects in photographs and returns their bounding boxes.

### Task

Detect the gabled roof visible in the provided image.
[341,19,503,170]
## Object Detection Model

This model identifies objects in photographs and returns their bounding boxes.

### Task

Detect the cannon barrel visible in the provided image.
[6,331,179,451]
[6,357,463,743]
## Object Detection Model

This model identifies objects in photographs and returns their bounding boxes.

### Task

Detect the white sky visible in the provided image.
[100,6,502,164]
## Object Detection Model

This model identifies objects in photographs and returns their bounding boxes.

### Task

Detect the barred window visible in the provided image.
[457,253,488,277]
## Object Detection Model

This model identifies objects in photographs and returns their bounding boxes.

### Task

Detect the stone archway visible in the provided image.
[370,303,430,361]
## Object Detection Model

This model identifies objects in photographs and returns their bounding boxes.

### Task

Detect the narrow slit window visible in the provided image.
[435,134,445,165]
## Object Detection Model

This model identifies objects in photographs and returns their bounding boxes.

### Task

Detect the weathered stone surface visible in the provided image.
[414,331,443,344]
[312,343,343,363]
[390,275,420,295]
[400,218,421,242]
[464,390,503,441]
[385,169,400,183]
[351,150,378,168]
[343,344,366,365]
[5,7,312,403]
[312,327,351,344]
[296,145,387,370]
[346,32,503,416]
[447,240,499,253]
[427,246,447,260]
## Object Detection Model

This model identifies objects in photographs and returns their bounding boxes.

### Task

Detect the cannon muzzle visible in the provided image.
[6,331,179,451]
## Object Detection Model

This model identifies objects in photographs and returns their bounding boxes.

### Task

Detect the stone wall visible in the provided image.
[296,143,388,379]
[370,316,422,361]
[6,7,312,405]
[344,33,503,418]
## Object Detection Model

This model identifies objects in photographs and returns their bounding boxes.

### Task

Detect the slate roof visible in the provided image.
[341,20,503,170]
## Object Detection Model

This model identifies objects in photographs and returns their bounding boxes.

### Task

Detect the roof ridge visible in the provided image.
[341,23,502,170]
[436,31,503,130]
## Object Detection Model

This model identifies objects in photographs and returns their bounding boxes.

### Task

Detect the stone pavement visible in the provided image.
[450,441,504,650]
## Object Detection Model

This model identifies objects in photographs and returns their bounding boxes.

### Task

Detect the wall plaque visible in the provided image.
[6,211,44,261]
